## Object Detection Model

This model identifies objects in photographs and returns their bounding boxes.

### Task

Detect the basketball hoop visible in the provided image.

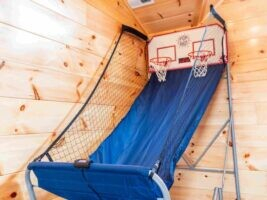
[188,50,212,78]
[149,57,171,82]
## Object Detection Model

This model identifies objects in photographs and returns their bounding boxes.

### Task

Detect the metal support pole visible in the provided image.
[221,119,231,192]
[192,119,230,167]
[213,187,223,200]
[226,63,241,200]
[25,169,37,200]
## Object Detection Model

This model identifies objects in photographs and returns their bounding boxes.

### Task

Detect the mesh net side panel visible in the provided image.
[47,32,148,162]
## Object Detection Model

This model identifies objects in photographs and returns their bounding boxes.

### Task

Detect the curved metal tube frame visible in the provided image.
[25,169,36,200]
[150,171,171,200]
[26,169,171,200]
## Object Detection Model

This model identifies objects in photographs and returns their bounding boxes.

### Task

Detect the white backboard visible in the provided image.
[148,24,228,71]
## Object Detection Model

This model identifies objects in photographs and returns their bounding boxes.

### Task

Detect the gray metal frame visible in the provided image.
[150,171,171,200]
[213,187,223,200]
[177,62,241,200]
[25,168,170,200]
[25,169,36,200]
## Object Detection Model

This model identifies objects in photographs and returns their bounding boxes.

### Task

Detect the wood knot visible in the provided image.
[63,62,68,67]
[76,79,83,87]
[231,61,235,66]
[244,153,250,158]
[135,71,141,76]
[248,164,258,171]
[259,49,265,54]
[60,0,64,3]
[10,192,17,198]
[188,19,192,23]
[188,13,192,16]
[0,60,5,70]
[204,175,208,178]
[14,128,18,133]
[32,84,41,100]
[139,48,143,56]
[91,35,96,40]
[79,62,84,67]
[190,142,195,147]
[130,91,137,97]
[103,73,108,79]
[228,141,233,147]
[81,117,88,129]
[157,13,164,19]
[20,104,26,111]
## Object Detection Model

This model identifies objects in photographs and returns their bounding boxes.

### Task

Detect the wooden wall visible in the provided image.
[1,0,267,200]
[0,0,146,199]
[170,0,267,199]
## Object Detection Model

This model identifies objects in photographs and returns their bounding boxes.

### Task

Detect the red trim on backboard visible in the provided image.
[156,45,177,62]
[192,39,216,56]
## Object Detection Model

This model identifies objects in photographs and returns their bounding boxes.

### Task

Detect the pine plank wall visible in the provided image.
[0,0,147,199]
[0,0,267,200]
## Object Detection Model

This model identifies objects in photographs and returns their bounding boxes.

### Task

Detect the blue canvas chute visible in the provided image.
[90,64,224,187]
[28,64,224,200]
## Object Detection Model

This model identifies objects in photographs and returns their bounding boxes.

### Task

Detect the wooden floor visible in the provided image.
[0,0,267,199]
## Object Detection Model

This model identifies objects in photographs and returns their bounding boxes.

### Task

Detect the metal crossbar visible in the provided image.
[177,167,234,175]
[192,119,230,168]
[180,119,230,170]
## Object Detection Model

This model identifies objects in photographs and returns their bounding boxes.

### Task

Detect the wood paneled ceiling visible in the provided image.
[127,0,219,35]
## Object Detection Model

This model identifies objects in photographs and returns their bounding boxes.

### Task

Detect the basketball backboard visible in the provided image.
[148,24,227,72]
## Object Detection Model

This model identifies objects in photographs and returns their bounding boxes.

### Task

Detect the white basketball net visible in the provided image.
[150,57,171,82]
[188,50,212,78]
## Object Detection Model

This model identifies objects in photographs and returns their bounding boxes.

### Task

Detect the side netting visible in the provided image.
[36,26,148,162]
